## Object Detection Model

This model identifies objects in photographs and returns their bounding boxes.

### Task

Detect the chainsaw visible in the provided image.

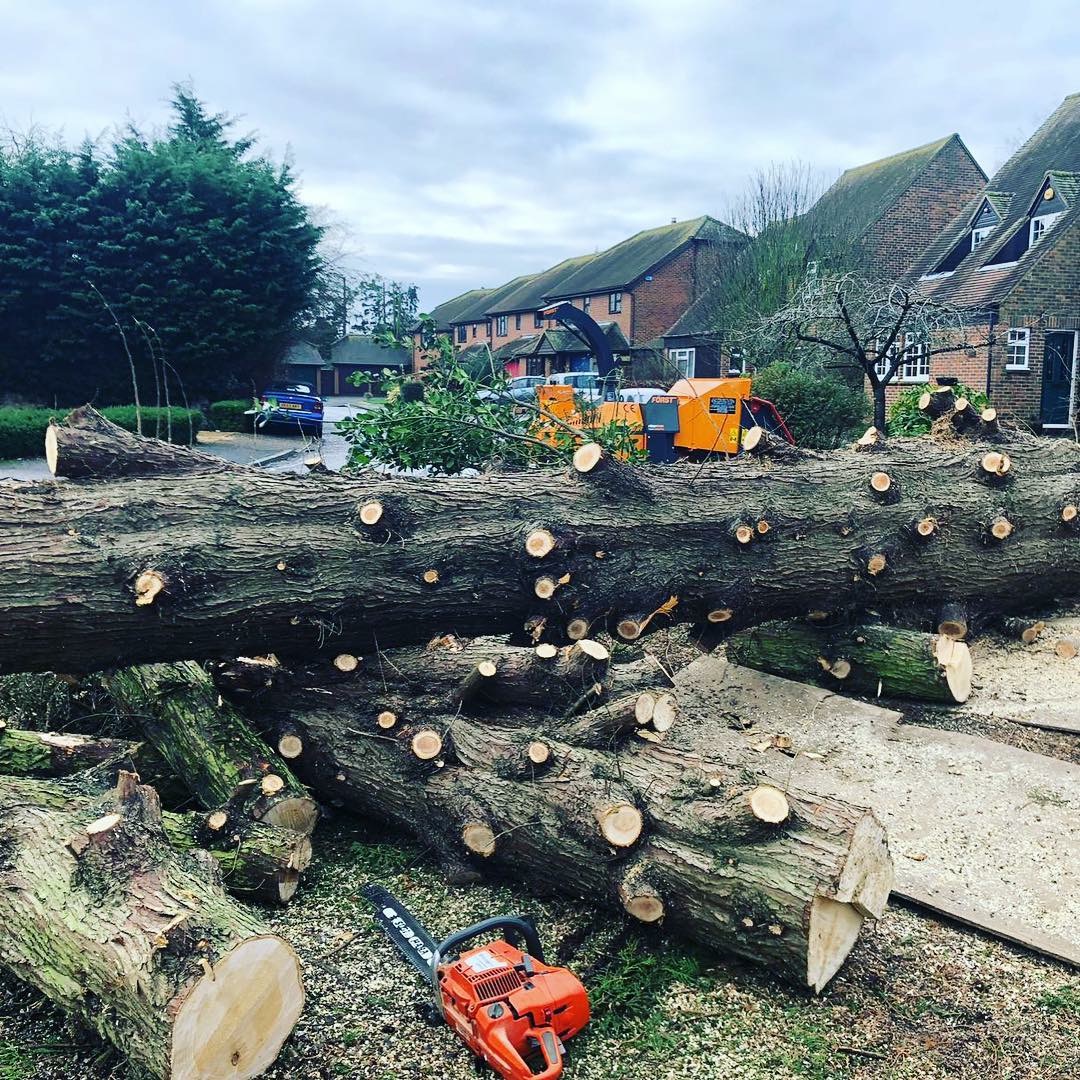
[363,883,589,1080]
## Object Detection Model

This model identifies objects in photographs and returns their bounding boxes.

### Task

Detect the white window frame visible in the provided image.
[971,225,995,250]
[874,334,930,383]
[496,315,508,336]
[1005,327,1030,371]
[668,347,696,379]
[1030,212,1064,246]
[608,292,622,314]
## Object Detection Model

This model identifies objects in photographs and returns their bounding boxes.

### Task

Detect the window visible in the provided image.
[669,347,695,379]
[1030,212,1064,246]
[874,334,929,383]
[496,316,508,336]
[515,314,522,330]
[582,297,591,312]
[1006,327,1030,370]
[534,311,544,328]
[457,325,467,343]
[608,292,622,314]
[485,320,492,338]
[971,225,995,251]
[471,324,477,339]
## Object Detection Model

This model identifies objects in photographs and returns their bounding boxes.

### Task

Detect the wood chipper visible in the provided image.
[535,303,792,462]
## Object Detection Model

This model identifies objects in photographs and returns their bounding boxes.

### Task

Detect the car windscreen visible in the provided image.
[266,384,313,395]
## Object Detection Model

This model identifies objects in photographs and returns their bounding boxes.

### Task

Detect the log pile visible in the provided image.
[0,405,1075,1074]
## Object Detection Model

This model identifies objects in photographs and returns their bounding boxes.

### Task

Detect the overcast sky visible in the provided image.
[3,1,1078,310]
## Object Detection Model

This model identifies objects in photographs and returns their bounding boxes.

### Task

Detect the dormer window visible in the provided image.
[1030,212,1064,246]
[971,225,995,251]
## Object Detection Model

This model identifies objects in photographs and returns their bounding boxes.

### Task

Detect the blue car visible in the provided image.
[255,381,324,436]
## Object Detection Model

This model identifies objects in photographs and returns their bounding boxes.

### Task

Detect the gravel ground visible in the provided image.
[0,815,1077,1080]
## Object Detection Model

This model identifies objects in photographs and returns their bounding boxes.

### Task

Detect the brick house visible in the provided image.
[907,93,1080,429]
[326,334,409,396]
[418,217,744,380]
[663,135,986,377]
[410,287,494,371]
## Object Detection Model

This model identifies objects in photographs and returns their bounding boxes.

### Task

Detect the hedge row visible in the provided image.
[209,399,255,432]
[0,406,204,460]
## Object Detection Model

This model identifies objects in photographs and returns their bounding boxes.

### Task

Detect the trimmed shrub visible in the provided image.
[209,399,255,432]
[99,407,205,444]
[751,362,868,449]
[0,408,57,459]
[888,382,989,436]
[0,406,204,460]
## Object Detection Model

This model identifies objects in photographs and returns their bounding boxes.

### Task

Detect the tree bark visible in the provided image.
[0,725,140,776]
[4,420,1078,673]
[0,770,303,1079]
[726,620,973,703]
[108,662,319,836]
[248,679,892,991]
[45,405,237,479]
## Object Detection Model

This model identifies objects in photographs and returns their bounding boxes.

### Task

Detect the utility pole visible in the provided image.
[341,274,348,339]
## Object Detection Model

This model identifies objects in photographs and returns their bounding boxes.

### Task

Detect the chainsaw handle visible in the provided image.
[483,1023,563,1080]
[435,916,545,965]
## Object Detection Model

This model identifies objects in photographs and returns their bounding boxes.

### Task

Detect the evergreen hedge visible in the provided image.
[751,362,868,449]
[209,399,255,431]
[0,406,204,460]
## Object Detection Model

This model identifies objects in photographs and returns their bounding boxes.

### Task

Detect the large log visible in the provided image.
[4,416,1078,673]
[0,770,303,1079]
[108,662,319,836]
[248,675,893,992]
[726,621,974,703]
[0,724,141,775]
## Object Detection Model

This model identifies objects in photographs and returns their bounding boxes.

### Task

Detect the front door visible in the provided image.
[1041,331,1076,427]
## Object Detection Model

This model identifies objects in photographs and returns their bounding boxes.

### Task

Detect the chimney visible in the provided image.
[671,217,677,224]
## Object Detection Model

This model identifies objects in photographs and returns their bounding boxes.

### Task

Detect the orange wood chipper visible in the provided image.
[535,304,793,462]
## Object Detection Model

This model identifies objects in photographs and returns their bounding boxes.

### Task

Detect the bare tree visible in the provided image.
[757,270,988,433]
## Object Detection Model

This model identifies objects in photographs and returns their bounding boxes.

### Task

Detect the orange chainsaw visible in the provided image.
[364,883,589,1079]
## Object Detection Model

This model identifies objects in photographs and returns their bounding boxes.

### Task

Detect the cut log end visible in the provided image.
[616,616,643,641]
[84,812,122,838]
[806,898,864,994]
[206,810,229,832]
[621,885,665,923]
[376,710,398,730]
[44,423,60,475]
[733,523,754,545]
[566,618,590,641]
[573,442,604,474]
[263,797,319,837]
[277,734,303,760]
[748,785,790,824]
[534,576,558,600]
[410,730,443,761]
[170,935,304,1080]
[358,501,384,526]
[596,803,643,848]
[574,638,610,662]
[333,653,359,673]
[828,658,852,680]
[462,822,496,857]
[133,570,166,607]
[707,607,734,624]
[526,740,551,766]
[914,516,938,539]
[981,451,1012,478]
[525,529,557,558]
[650,693,678,733]
[535,642,558,659]
[422,569,440,586]
[866,554,887,576]
[1055,637,1079,660]
[989,515,1014,541]
[1061,503,1078,524]
[869,471,892,494]
[934,636,973,703]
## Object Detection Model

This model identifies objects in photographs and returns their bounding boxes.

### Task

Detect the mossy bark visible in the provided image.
[727,621,971,703]
[109,662,318,836]
[0,726,140,776]
[0,771,303,1079]
[2,433,1077,674]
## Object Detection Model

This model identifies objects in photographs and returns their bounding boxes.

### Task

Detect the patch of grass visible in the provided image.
[1026,786,1069,809]
[345,840,418,878]
[1038,985,1080,1014]
[0,1042,48,1080]
[762,1009,853,1080]
[587,935,709,1036]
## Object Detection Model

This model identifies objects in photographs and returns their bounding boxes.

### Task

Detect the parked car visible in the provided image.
[547,372,600,402]
[477,375,546,404]
[252,381,324,436]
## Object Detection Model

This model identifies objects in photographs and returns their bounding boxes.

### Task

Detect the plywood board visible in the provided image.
[671,657,1080,967]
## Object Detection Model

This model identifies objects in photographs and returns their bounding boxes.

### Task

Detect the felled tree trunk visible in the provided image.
[726,621,973,703]
[4,415,1077,673]
[0,725,140,775]
[109,662,318,836]
[45,405,235,479]
[247,678,892,991]
[0,770,303,1079]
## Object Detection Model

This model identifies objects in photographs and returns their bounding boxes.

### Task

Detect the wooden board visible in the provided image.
[672,656,1080,967]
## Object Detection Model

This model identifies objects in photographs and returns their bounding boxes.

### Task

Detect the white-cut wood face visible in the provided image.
[171,935,304,1080]
[806,897,863,994]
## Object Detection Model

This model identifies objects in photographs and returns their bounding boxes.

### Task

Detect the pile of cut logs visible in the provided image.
[0,404,1076,1079]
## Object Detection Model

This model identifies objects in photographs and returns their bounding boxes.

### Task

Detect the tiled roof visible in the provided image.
[544,216,745,300]
[911,93,1080,307]
[329,335,410,367]
[493,323,629,359]
[282,340,323,366]
[450,274,539,325]
[809,134,973,239]
[417,288,495,332]
[491,335,542,362]
[485,254,599,316]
